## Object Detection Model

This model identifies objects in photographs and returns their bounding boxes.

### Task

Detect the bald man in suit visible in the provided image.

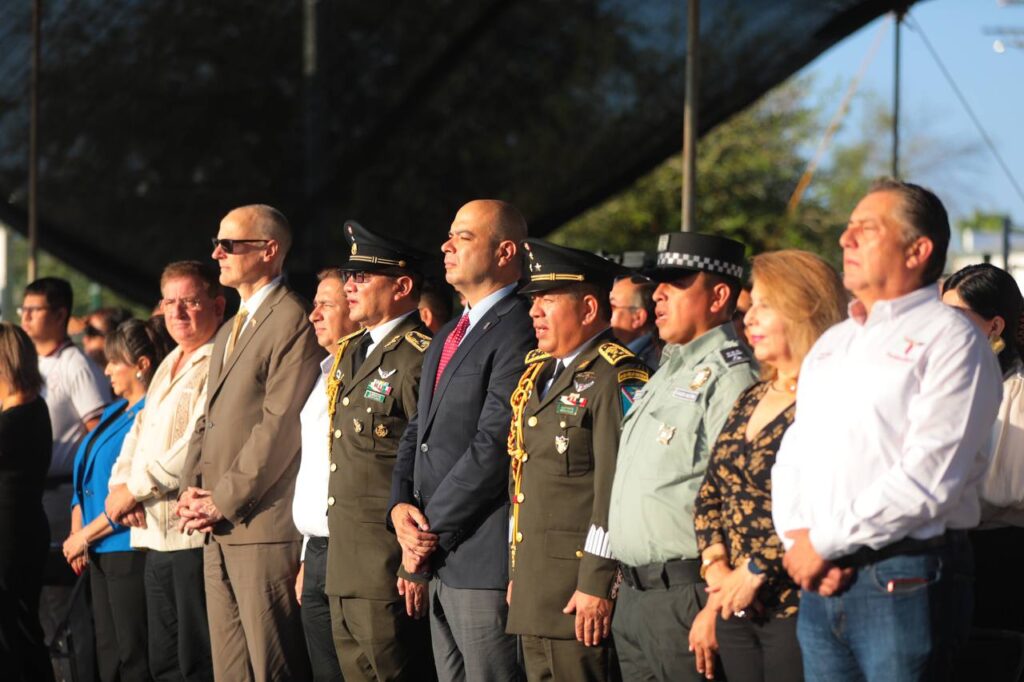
[178,204,324,682]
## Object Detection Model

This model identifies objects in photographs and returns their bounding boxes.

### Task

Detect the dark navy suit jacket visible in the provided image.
[389,290,534,589]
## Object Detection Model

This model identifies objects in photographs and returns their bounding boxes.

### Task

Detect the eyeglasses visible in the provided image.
[211,238,269,254]
[160,297,205,311]
[17,305,51,316]
[342,271,374,284]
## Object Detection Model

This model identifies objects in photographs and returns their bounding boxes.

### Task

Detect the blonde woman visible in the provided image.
[693,250,846,682]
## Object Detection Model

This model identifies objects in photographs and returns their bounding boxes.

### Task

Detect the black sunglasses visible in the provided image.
[211,238,269,254]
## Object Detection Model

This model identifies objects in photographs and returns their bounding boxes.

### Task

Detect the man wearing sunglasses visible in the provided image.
[177,204,324,682]
[324,220,435,681]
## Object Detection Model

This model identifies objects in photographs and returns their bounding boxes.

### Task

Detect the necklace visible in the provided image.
[769,377,798,394]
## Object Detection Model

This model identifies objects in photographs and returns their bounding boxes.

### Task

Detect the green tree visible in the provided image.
[549,78,845,266]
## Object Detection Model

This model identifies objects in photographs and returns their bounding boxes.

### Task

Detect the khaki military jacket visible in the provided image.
[324,314,431,600]
[506,330,650,639]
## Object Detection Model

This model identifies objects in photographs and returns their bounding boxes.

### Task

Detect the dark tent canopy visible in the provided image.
[0,0,913,303]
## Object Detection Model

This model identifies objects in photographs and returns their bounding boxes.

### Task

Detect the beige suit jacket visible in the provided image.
[181,284,325,544]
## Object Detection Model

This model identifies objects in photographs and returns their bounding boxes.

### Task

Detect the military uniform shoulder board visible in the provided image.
[598,342,635,366]
[404,331,431,353]
[336,329,365,348]
[719,345,751,366]
[525,349,551,364]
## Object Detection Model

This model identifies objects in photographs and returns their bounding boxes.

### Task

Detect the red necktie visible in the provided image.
[434,314,470,390]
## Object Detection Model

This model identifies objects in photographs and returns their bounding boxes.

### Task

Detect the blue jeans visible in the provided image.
[796,539,972,682]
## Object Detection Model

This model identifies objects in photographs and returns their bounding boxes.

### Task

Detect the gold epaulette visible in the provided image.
[525,349,551,364]
[597,342,635,366]
[404,331,431,352]
[336,328,365,348]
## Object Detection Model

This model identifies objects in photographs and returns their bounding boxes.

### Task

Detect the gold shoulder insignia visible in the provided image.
[403,331,431,353]
[598,342,635,366]
[336,329,365,348]
[525,349,551,364]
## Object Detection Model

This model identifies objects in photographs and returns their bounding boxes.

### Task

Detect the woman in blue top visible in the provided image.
[64,318,171,682]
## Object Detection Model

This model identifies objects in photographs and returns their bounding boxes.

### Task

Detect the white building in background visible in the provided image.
[949,228,1024,290]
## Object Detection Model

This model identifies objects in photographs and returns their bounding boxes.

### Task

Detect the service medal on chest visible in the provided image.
[374,423,389,438]
[574,372,596,392]
[378,367,397,379]
[555,435,569,454]
[353,419,364,433]
[657,423,676,445]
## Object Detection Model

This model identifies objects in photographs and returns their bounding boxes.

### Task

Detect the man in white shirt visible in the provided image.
[20,277,111,647]
[772,180,1003,681]
[293,267,358,682]
[106,260,225,681]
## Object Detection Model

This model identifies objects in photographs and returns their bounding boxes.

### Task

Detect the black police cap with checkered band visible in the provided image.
[648,232,746,283]
[341,220,430,275]
[519,239,628,295]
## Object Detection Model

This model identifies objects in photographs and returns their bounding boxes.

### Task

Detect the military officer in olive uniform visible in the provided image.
[608,232,757,682]
[325,220,435,681]
[506,240,650,682]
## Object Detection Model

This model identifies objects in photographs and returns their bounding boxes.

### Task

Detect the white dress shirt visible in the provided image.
[461,282,518,339]
[293,356,334,559]
[772,285,1002,560]
[109,343,212,552]
[364,311,417,357]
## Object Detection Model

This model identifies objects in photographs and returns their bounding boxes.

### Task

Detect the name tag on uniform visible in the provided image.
[672,387,699,402]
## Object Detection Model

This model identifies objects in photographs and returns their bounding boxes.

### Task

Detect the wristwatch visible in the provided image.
[700,552,727,580]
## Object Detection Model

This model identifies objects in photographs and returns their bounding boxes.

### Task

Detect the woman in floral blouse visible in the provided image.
[693,250,846,682]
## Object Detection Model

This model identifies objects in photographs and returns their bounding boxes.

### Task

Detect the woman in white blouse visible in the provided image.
[105,261,225,680]
[942,262,1024,633]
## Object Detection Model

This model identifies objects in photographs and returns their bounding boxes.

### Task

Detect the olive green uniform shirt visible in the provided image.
[324,315,431,600]
[608,323,757,567]
[506,332,649,639]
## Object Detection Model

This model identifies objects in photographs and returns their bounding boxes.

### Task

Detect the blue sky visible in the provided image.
[799,0,1024,230]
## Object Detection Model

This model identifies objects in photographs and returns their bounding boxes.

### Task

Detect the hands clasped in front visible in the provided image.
[782,528,853,596]
[174,486,224,534]
[390,502,438,620]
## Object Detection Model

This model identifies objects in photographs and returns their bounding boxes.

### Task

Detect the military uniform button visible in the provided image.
[515,531,523,542]
[366,407,372,413]
[527,416,538,427]
[522,454,529,462]
[516,492,525,503]
[330,463,337,472]
[342,397,350,406]
[334,429,342,439]
[575,550,584,558]
[420,443,429,453]
[559,421,566,428]
[327,496,336,506]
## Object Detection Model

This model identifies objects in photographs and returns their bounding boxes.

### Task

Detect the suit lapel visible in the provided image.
[536,331,610,411]
[209,286,288,399]
[424,294,517,430]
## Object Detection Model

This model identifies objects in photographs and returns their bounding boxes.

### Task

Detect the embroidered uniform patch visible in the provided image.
[620,381,644,413]
[720,347,751,366]
[672,387,699,402]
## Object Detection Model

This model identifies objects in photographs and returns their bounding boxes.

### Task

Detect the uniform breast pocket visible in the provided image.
[560,410,593,477]
[641,404,703,479]
[367,395,404,456]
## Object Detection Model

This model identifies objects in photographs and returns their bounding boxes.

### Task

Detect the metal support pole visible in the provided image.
[681,0,699,232]
[1004,215,1012,272]
[28,0,41,282]
[892,8,904,180]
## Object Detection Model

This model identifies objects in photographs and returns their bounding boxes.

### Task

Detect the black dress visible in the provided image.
[0,396,55,681]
